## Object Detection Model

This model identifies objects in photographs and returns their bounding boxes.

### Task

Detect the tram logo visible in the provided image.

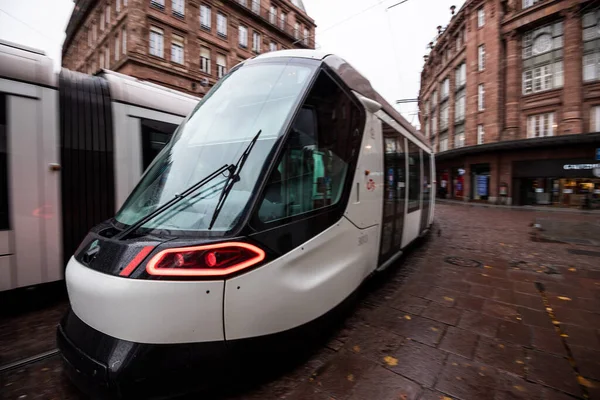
[366,179,376,191]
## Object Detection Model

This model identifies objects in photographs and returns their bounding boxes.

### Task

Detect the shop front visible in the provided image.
[513,158,600,208]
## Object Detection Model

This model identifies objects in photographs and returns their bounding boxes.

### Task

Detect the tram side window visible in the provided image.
[141,118,179,170]
[258,71,362,223]
[0,94,8,230]
[407,140,421,213]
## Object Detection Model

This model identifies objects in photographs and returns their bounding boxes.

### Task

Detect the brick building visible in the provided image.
[61,0,316,96]
[419,0,600,208]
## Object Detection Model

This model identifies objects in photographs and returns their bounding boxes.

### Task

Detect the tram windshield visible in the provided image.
[115,59,317,233]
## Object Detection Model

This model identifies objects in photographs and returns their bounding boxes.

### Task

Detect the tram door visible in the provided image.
[378,120,406,267]
[420,151,431,232]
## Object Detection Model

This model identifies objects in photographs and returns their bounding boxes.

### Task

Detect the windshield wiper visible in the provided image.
[115,164,233,240]
[208,130,262,230]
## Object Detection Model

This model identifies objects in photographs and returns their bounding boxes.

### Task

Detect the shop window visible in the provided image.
[522,21,563,94]
[0,94,7,229]
[527,112,555,138]
[407,141,421,213]
[471,164,490,201]
[257,71,363,223]
[583,9,600,82]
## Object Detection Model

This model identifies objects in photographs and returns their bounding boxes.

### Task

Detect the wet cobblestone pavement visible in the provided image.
[2,203,600,400]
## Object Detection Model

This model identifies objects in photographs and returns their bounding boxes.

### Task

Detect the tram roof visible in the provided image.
[0,39,57,88]
[100,70,200,117]
[253,50,431,149]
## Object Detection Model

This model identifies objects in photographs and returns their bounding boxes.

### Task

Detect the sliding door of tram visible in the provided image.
[420,151,432,232]
[401,140,423,247]
[378,120,406,266]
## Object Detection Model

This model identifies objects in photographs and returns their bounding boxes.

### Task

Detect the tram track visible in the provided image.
[0,349,60,374]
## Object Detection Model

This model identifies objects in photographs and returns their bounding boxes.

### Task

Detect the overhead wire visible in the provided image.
[292,0,397,46]
[0,9,50,42]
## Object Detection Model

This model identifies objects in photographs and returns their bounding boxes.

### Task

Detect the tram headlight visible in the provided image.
[145,242,266,277]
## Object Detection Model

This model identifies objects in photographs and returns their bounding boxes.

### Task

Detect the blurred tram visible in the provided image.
[58,49,435,397]
[0,40,199,292]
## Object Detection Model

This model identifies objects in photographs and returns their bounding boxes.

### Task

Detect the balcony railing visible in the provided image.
[229,0,314,48]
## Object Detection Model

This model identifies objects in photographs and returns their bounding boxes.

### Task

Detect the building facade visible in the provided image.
[62,0,316,95]
[419,0,600,208]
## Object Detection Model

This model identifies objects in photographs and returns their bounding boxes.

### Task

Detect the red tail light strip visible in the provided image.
[119,246,155,277]
[146,242,265,277]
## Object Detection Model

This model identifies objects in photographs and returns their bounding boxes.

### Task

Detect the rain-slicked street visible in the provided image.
[2,203,600,400]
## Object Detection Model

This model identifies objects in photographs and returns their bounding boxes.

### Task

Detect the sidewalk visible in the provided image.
[437,198,600,215]
[228,204,600,400]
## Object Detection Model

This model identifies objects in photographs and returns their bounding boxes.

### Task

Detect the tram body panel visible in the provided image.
[224,218,378,340]
[7,90,46,288]
[343,112,384,230]
[66,256,225,344]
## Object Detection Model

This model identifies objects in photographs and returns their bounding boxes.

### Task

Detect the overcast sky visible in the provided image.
[0,0,465,127]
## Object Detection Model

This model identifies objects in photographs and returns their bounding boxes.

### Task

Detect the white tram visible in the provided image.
[0,40,199,292]
[58,49,435,398]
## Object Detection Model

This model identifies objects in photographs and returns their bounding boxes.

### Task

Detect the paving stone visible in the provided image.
[469,284,495,298]
[513,282,539,295]
[483,300,521,321]
[388,340,447,387]
[561,325,600,351]
[390,294,431,315]
[309,352,376,399]
[474,338,526,376]
[526,351,582,397]
[364,306,407,331]
[458,311,501,338]
[435,354,498,400]
[437,280,471,293]
[518,307,554,329]
[392,316,447,346]
[439,327,480,359]
[578,358,600,381]
[492,288,515,305]
[422,303,463,326]
[496,321,532,347]
[348,365,422,400]
[419,389,456,400]
[455,295,486,312]
[570,345,600,362]
[553,307,600,330]
[494,371,545,400]
[531,327,567,357]
[425,287,461,306]
[404,283,434,298]
[280,383,333,400]
[541,388,581,400]
[344,324,404,365]
[512,292,545,310]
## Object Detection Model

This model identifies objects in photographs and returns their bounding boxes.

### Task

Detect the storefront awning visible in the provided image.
[435,132,600,161]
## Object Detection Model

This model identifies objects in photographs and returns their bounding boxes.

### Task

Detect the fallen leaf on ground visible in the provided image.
[515,360,524,364]
[352,345,361,353]
[578,376,595,388]
[484,265,493,269]
[444,296,454,302]
[498,344,505,349]
[441,397,453,400]
[431,327,439,332]
[384,356,398,366]
[404,315,412,320]
[347,374,354,382]
[557,296,572,301]
[568,268,577,272]
[513,385,526,392]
